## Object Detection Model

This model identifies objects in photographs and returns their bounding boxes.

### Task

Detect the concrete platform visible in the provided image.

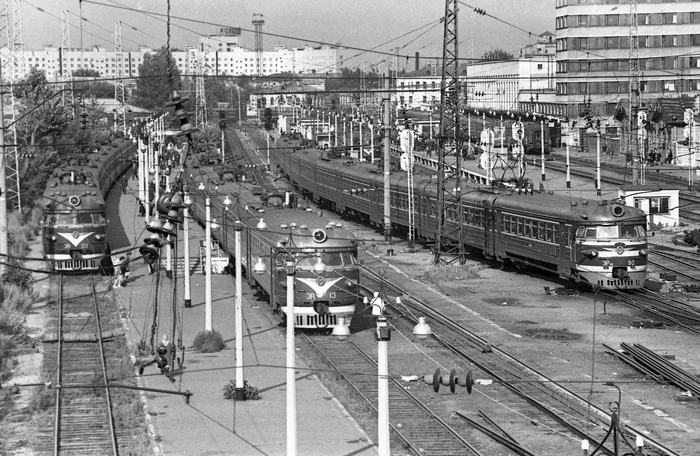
[106,171,376,456]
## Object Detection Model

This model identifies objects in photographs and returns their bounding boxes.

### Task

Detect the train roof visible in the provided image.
[193,180,358,250]
[42,138,133,212]
[284,146,647,224]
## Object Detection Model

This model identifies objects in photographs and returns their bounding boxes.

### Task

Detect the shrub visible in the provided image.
[1,260,36,296]
[223,380,261,400]
[192,330,225,353]
[419,263,480,285]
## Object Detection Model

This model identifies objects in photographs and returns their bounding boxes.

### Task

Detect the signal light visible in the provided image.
[139,244,160,265]
[165,91,199,139]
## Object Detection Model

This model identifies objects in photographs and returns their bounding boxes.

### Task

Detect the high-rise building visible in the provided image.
[555,0,700,117]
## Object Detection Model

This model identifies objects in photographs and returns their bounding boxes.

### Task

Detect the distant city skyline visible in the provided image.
[20,0,555,70]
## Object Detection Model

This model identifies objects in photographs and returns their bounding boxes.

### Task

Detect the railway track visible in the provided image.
[303,335,485,456]
[37,274,119,455]
[358,268,681,456]
[649,248,700,283]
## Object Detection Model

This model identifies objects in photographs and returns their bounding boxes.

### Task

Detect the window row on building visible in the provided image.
[556,11,700,29]
[556,34,700,51]
[557,56,699,72]
[556,79,700,95]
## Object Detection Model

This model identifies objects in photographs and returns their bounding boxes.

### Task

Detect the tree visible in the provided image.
[73,68,101,77]
[132,46,182,112]
[481,49,514,61]
[13,67,72,152]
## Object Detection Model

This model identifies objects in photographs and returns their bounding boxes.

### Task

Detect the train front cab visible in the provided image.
[41,211,109,273]
[272,249,359,330]
[572,220,647,290]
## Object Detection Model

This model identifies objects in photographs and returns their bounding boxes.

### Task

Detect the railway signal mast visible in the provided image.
[434,0,464,265]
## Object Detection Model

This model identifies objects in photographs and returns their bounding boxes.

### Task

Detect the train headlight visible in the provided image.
[639,249,648,257]
[346,280,355,289]
[48,235,56,241]
[581,249,598,259]
[312,228,327,243]
[95,234,103,240]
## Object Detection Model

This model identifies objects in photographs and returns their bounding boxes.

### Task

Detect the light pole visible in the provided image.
[540,118,546,182]
[285,258,297,456]
[233,219,246,400]
[183,190,193,307]
[332,312,431,456]
[205,193,212,331]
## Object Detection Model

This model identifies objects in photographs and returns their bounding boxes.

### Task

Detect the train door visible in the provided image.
[482,198,494,257]
[558,222,572,277]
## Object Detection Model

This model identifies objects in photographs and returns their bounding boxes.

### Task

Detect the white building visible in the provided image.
[11,40,340,81]
[394,56,559,116]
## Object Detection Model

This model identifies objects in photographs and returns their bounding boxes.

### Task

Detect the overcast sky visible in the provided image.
[21,0,554,69]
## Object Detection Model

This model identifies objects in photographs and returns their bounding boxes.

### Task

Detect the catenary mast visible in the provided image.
[434,0,464,265]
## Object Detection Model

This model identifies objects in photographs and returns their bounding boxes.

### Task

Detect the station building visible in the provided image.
[554,0,700,118]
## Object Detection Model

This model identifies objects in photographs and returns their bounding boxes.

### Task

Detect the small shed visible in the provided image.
[618,186,680,229]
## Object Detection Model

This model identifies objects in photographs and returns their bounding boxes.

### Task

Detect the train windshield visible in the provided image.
[292,252,356,268]
[576,224,646,239]
[42,213,105,225]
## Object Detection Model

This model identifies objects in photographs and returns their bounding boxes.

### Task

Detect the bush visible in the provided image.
[1,260,36,296]
[192,330,225,353]
[223,380,261,400]
[419,263,480,285]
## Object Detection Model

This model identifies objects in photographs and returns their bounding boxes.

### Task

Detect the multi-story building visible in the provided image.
[554,0,700,118]
[394,56,559,116]
[11,35,340,81]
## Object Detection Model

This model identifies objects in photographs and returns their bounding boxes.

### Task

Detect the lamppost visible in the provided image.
[199,182,220,331]
[233,219,246,400]
[253,248,328,456]
[332,309,432,456]
[183,189,193,307]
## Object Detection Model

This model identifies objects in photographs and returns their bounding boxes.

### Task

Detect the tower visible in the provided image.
[60,10,74,117]
[114,21,126,135]
[194,52,207,129]
[1,0,21,210]
[11,0,23,81]
[628,0,640,185]
[434,0,464,265]
[252,14,264,76]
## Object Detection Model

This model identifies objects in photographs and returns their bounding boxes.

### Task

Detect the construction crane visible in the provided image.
[434,0,464,265]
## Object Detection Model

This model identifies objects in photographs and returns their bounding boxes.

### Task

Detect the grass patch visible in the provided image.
[418,263,481,285]
[192,330,225,353]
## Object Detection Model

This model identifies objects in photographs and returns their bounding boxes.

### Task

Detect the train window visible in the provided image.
[523,220,531,237]
[537,221,545,240]
[545,223,553,242]
[517,218,523,235]
[77,213,93,224]
[621,225,646,237]
[55,214,75,225]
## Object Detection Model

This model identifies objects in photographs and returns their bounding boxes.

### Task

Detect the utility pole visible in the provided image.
[629,0,640,185]
[383,65,391,241]
[0,61,7,274]
[434,0,464,265]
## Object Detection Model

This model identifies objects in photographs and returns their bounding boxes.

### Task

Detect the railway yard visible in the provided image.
[2,125,700,456]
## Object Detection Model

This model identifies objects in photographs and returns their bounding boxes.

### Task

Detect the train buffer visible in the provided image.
[199,240,229,274]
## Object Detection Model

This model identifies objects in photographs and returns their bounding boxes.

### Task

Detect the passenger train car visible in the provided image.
[41,138,136,273]
[187,181,360,328]
[273,146,648,290]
